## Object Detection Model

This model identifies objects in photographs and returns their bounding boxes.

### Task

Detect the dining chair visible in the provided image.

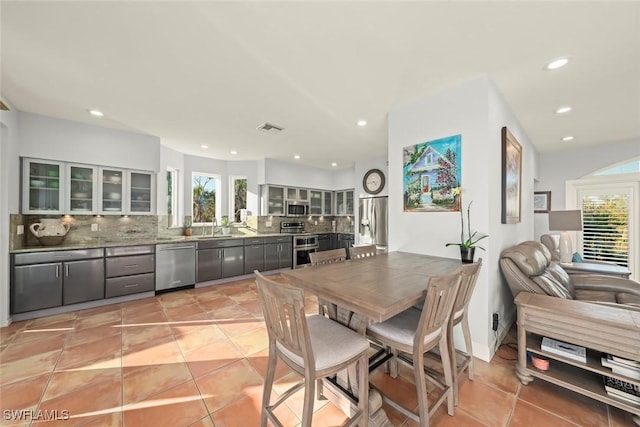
[349,244,377,260]
[309,248,347,266]
[442,259,482,406]
[366,271,462,427]
[254,271,370,427]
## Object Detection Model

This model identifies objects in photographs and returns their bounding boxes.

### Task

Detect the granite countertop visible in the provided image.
[10,232,288,254]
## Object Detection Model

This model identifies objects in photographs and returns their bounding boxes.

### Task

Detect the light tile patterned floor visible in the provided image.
[0,276,636,426]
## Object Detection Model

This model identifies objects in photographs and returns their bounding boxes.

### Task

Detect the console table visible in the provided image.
[515,293,640,425]
[560,261,631,279]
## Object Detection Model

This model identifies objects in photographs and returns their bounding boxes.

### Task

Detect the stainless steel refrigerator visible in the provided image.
[358,196,388,252]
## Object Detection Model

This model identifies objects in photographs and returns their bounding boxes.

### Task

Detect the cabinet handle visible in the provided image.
[55,265,59,278]
[124,284,139,288]
[124,264,139,268]
[65,264,69,277]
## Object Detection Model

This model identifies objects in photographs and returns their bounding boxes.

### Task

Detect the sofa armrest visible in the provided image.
[571,274,640,297]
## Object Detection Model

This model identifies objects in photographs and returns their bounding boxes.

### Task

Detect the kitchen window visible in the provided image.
[230,176,247,222]
[192,173,220,225]
[167,167,180,227]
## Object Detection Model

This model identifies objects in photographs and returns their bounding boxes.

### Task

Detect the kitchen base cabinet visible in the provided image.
[11,248,105,314]
[223,246,244,278]
[264,236,292,270]
[317,234,332,251]
[12,263,63,313]
[244,238,265,273]
[197,248,223,283]
[105,245,155,298]
[63,258,105,305]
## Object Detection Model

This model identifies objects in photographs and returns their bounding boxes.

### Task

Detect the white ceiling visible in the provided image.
[2,1,639,170]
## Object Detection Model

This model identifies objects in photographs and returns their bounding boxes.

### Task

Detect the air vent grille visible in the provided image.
[0,99,9,111]
[257,122,284,133]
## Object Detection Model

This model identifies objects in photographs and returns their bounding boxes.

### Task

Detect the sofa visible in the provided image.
[500,241,640,306]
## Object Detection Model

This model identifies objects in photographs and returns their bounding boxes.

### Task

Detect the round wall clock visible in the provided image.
[363,168,385,195]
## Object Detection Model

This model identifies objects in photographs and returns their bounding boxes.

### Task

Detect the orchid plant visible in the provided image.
[446,201,488,250]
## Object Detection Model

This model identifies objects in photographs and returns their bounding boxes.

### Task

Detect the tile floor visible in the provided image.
[0,276,636,426]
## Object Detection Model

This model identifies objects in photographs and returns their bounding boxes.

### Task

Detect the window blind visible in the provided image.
[581,194,629,266]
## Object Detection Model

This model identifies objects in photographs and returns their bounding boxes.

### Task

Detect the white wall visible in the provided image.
[228,160,261,215]
[534,139,640,240]
[18,112,161,172]
[0,103,20,326]
[158,145,185,217]
[388,75,537,360]
[262,158,354,191]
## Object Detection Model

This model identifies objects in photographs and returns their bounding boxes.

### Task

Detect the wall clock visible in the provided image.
[363,168,385,195]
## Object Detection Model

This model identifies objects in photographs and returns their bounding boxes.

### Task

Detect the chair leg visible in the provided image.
[461,318,474,380]
[261,344,277,427]
[447,323,459,407]
[439,335,455,416]
[413,349,429,427]
[389,347,399,378]
[301,374,315,427]
[357,353,369,427]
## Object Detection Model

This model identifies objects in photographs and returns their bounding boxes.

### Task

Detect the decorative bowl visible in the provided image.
[36,235,66,246]
[30,180,45,187]
[108,192,121,200]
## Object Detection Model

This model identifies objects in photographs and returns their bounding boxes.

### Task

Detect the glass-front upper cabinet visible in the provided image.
[128,170,155,214]
[22,158,65,214]
[334,189,354,216]
[323,191,333,215]
[309,190,323,215]
[99,167,126,214]
[67,163,98,214]
[262,185,285,216]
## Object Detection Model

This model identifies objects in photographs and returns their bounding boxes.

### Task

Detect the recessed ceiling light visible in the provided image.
[562,136,575,142]
[555,106,572,114]
[544,58,569,70]
[201,144,208,149]
[357,120,367,127]
[230,150,238,155]
[88,109,103,117]
[294,154,301,160]
[331,162,337,167]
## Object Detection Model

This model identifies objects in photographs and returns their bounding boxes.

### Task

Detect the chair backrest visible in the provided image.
[540,234,562,261]
[452,259,483,321]
[500,241,574,300]
[254,271,314,366]
[415,272,461,351]
[349,245,377,260]
[309,248,347,266]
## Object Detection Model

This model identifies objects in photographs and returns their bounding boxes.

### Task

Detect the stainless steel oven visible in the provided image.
[280,221,319,269]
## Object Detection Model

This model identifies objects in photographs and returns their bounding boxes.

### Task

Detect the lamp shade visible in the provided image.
[548,210,583,231]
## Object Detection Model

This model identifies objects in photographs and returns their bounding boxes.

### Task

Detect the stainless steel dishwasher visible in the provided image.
[155,242,196,293]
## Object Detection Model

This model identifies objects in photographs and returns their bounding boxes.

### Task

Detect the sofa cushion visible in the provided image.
[531,271,573,299]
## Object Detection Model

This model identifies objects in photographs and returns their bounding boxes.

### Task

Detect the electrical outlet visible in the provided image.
[17,225,24,235]
[91,223,99,232]
[492,312,499,332]
[265,221,272,227]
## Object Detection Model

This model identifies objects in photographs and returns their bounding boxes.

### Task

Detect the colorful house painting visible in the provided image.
[403,134,461,212]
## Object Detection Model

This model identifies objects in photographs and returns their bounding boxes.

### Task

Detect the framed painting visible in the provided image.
[534,191,551,213]
[402,134,461,212]
[501,127,522,224]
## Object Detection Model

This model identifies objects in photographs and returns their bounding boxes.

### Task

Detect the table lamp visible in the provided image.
[548,210,583,264]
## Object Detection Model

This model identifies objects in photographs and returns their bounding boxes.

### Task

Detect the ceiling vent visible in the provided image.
[0,98,9,111]
[257,122,284,134]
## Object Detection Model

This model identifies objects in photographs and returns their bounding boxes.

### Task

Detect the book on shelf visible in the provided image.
[606,387,640,406]
[604,375,640,400]
[610,354,640,368]
[541,337,586,363]
[601,354,640,380]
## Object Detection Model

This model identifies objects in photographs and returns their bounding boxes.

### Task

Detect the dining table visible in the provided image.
[282,251,463,426]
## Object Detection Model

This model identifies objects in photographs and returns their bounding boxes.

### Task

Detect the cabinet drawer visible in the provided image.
[105,245,154,257]
[265,236,292,244]
[244,237,265,245]
[197,238,244,250]
[14,248,104,265]
[106,254,155,277]
[105,273,155,298]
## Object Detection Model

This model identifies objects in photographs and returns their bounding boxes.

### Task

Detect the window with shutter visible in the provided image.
[580,193,629,266]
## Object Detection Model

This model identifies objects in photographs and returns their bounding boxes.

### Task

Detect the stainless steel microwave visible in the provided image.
[286,201,309,216]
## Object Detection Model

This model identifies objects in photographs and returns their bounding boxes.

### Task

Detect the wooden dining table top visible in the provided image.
[282,251,463,323]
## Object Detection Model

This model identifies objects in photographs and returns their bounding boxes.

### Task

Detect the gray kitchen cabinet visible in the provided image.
[264,236,292,270]
[63,258,105,305]
[11,248,105,313]
[262,185,286,216]
[317,233,332,251]
[335,189,354,216]
[196,238,245,282]
[105,245,155,298]
[244,237,265,274]
[309,190,323,215]
[323,191,333,215]
[12,263,62,313]
[337,233,355,257]
[22,158,65,215]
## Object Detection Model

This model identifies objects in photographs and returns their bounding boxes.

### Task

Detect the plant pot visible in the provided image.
[184,228,192,236]
[221,227,231,235]
[460,247,475,263]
